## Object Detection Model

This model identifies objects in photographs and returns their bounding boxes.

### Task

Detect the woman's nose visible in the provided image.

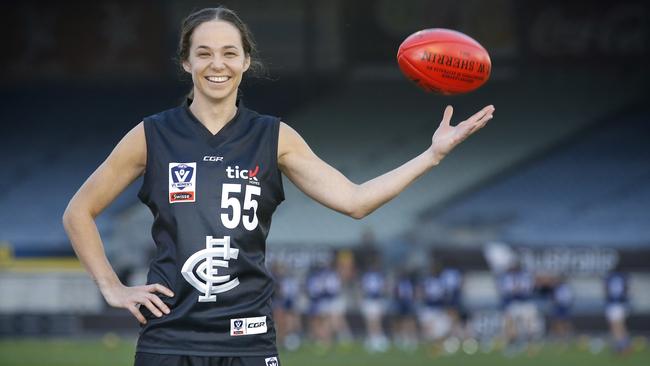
[209,56,225,70]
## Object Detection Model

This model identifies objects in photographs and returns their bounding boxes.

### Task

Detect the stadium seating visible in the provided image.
[422,107,650,247]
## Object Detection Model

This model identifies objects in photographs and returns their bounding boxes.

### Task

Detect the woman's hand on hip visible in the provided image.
[100,282,174,324]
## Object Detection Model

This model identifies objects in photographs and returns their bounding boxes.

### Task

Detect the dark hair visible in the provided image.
[177,6,265,96]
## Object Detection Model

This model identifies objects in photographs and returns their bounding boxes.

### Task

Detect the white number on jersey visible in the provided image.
[220,184,260,230]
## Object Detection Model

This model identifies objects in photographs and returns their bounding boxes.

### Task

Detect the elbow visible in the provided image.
[346,186,371,219]
[62,201,89,233]
[348,204,371,220]
[62,204,76,232]
[349,210,366,220]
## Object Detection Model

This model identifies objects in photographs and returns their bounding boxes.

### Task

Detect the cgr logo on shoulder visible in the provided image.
[203,156,223,162]
[181,236,239,302]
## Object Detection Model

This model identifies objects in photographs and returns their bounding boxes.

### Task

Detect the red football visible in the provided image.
[397,28,491,95]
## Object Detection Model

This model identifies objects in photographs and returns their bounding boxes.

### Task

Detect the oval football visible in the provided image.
[397,28,491,95]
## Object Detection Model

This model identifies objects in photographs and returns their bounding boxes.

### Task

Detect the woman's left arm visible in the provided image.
[278,104,494,219]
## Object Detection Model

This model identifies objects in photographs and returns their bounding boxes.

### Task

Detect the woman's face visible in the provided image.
[183,20,250,103]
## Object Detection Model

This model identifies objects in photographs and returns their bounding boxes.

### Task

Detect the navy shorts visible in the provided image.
[395,301,415,316]
[134,352,281,366]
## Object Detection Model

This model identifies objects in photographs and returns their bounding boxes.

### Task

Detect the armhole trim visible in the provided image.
[272,118,285,204]
[137,119,152,204]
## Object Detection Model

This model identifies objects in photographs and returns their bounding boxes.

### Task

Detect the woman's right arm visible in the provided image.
[62,122,173,324]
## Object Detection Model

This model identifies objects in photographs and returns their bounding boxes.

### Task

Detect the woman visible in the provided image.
[62,6,494,366]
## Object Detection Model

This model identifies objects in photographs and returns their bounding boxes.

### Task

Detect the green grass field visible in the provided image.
[1,338,649,366]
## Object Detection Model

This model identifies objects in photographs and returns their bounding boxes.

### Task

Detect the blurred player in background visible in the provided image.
[271,262,302,351]
[440,261,465,340]
[417,258,451,347]
[305,263,331,349]
[391,270,419,351]
[549,277,573,344]
[497,261,541,355]
[605,270,631,354]
[360,257,390,352]
[321,255,353,346]
[62,5,494,365]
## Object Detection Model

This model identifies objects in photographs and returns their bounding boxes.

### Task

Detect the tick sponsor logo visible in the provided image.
[226,165,260,185]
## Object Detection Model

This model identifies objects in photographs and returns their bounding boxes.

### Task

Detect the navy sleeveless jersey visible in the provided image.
[136,101,284,356]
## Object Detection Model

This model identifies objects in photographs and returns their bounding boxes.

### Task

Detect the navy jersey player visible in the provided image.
[392,271,418,351]
[605,271,631,353]
[270,263,301,350]
[418,265,451,342]
[550,278,573,341]
[321,263,352,345]
[498,264,540,350]
[360,263,389,352]
[440,266,464,338]
[62,6,494,366]
[305,264,330,347]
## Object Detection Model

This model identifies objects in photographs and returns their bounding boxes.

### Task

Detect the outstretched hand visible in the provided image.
[429,104,495,162]
[100,282,174,324]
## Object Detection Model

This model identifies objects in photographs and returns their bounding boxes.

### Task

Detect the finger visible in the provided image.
[128,304,147,324]
[147,293,171,315]
[479,114,493,128]
[141,298,163,317]
[467,105,495,124]
[460,109,493,130]
[471,112,493,128]
[439,105,453,127]
[466,114,493,135]
[148,284,175,297]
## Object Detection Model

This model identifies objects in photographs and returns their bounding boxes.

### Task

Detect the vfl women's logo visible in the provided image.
[181,236,239,302]
[169,162,196,203]
[234,320,243,330]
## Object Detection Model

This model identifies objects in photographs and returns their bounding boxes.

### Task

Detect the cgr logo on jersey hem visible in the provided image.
[230,316,268,336]
[181,236,239,302]
[169,162,196,203]
[226,165,260,185]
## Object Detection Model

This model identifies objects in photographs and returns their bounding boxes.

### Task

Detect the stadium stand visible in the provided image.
[417,105,650,248]
[267,73,645,246]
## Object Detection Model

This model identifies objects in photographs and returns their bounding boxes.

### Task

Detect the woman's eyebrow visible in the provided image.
[195,45,240,51]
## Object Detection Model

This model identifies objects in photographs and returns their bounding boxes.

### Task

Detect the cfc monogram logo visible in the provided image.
[181,236,239,302]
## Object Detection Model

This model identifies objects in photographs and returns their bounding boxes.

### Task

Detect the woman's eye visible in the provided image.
[225,52,237,57]
[198,53,210,57]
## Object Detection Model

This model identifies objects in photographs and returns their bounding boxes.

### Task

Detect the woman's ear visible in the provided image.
[182,60,191,73]
[243,55,251,72]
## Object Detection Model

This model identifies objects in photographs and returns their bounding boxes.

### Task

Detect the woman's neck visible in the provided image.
[189,92,238,135]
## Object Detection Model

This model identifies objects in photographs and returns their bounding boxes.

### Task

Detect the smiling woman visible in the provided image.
[177,7,264,105]
[62,5,494,366]
[182,23,248,100]
[177,8,261,134]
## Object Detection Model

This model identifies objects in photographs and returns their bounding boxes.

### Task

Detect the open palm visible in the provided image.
[430,104,495,161]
